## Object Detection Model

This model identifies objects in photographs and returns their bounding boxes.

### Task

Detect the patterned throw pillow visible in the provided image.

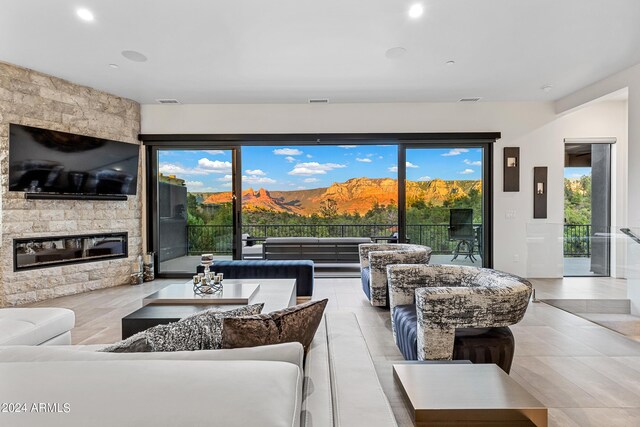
[221,299,328,354]
[100,303,264,353]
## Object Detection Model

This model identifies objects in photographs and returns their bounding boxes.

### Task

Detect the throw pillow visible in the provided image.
[100,303,264,353]
[221,299,328,354]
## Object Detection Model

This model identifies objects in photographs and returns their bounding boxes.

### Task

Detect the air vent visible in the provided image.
[458,97,482,102]
[309,99,329,104]
[156,99,180,104]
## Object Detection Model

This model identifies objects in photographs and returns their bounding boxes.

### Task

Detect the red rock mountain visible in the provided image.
[201,177,481,215]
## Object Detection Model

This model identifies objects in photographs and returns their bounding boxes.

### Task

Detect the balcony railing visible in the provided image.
[564,224,591,257]
[186,223,481,256]
[186,223,593,257]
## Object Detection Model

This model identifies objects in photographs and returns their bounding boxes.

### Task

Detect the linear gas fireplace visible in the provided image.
[13,232,128,271]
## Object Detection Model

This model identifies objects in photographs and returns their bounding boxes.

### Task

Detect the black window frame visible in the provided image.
[142,133,498,277]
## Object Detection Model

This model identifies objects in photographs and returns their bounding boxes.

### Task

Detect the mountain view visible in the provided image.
[193,177,482,216]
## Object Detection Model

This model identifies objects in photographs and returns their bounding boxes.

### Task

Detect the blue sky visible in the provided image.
[564,167,591,179]
[158,146,484,192]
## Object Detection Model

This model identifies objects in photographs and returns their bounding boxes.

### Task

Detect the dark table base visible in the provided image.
[121,304,244,339]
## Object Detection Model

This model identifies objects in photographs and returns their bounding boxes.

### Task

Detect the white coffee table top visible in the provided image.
[143,278,297,313]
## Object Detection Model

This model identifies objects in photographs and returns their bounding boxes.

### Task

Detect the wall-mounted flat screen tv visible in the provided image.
[9,124,139,195]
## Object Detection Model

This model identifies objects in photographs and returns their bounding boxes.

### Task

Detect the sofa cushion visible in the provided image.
[0,342,304,370]
[222,299,328,354]
[265,237,319,244]
[0,308,75,346]
[101,304,264,353]
[317,237,372,244]
[0,360,302,427]
[393,304,515,372]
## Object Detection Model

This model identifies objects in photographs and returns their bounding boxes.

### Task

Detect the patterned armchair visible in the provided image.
[387,264,532,368]
[358,244,432,307]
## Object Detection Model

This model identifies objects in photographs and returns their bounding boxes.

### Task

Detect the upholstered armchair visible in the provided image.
[387,264,532,369]
[358,244,432,307]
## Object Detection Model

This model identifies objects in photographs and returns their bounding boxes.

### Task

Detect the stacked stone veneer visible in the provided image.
[0,61,142,307]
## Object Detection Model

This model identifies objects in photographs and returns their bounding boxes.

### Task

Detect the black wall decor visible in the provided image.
[503,147,520,192]
[533,167,547,219]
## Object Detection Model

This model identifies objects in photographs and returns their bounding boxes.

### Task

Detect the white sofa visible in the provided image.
[0,311,397,427]
[0,308,75,345]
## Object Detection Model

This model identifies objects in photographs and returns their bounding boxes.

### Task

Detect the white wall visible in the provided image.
[141,100,628,278]
[556,63,639,309]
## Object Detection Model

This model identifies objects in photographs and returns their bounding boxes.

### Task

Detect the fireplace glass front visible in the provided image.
[14,232,128,271]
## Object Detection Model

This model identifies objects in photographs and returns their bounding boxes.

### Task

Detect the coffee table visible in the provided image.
[393,363,547,426]
[121,278,296,339]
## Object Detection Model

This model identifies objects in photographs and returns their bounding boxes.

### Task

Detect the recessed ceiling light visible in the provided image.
[408,4,424,19]
[541,84,553,92]
[446,60,456,66]
[76,8,94,22]
[385,47,407,59]
[108,64,119,69]
[121,50,148,63]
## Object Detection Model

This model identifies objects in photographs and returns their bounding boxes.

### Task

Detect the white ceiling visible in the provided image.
[1,0,640,104]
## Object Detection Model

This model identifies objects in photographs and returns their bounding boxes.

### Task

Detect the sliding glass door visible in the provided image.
[152,148,239,275]
[239,145,398,259]
[403,145,490,267]
[144,135,495,277]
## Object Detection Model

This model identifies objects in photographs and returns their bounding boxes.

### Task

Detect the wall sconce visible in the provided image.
[533,167,547,218]
[503,147,520,192]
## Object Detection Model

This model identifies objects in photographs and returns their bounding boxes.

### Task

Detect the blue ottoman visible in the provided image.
[393,304,515,373]
[205,260,314,298]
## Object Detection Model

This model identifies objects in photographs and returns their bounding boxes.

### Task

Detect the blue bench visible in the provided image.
[205,260,314,300]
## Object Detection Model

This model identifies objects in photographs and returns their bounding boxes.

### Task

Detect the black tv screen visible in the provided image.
[9,124,139,195]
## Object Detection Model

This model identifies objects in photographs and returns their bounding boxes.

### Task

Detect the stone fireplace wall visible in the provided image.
[0,61,142,307]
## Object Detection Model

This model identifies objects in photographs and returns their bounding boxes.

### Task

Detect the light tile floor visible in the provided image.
[23,275,640,427]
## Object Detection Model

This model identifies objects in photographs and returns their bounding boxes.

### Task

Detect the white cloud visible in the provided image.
[417,176,432,181]
[366,153,374,157]
[460,169,475,175]
[197,158,233,173]
[288,162,346,176]
[184,181,219,192]
[273,148,303,156]
[338,145,357,149]
[463,159,482,166]
[159,162,207,176]
[243,175,276,184]
[442,148,469,157]
[379,156,384,159]
[217,175,233,182]
[285,156,297,163]
[296,186,306,190]
[245,169,266,176]
[303,178,319,183]
[388,162,418,172]
[204,150,224,155]
[356,158,372,163]
[306,154,313,158]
